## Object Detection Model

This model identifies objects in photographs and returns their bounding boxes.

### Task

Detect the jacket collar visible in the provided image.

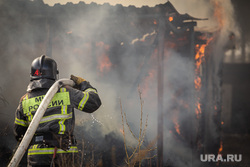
[27,79,55,92]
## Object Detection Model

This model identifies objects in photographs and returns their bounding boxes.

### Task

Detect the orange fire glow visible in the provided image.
[216,141,223,166]
[168,16,173,22]
[140,48,158,98]
[194,37,213,76]
[218,141,223,154]
[153,19,157,25]
[194,76,201,90]
[194,44,206,119]
[96,42,112,73]
[194,36,213,119]
[141,69,156,98]
[195,101,202,119]
[195,44,206,73]
[211,0,225,29]
[214,105,217,110]
[173,116,181,135]
[98,54,112,73]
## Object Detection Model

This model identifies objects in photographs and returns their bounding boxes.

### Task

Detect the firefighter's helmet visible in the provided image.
[30,55,59,81]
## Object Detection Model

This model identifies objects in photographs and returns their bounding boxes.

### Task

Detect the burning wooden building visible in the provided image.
[47,1,223,166]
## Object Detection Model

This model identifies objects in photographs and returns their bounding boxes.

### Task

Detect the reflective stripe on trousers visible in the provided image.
[28,146,78,155]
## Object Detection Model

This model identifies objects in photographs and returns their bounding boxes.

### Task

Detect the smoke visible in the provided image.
[0,0,240,166]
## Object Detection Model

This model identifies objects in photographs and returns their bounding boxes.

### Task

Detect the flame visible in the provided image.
[194,37,213,119]
[216,141,223,166]
[140,48,158,98]
[141,69,156,98]
[211,0,225,29]
[218,141,223,155]
[195,100,202,119]
[173,116,181,135]
[96,42,112,74]
[168,16,173,22]
[221,121,224,125]
[153,19,157,25]
[165,41,176,49]
[194,37,213,76]
[195,44,206,73]
[194,76,201,90]
[214,105,217,110]
[98,54,112,73]
[194,44,206,119]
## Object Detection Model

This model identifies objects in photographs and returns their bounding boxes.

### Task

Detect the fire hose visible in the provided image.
[8,79,75,167]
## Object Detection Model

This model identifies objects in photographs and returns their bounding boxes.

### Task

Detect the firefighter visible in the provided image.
[14,55,101,166]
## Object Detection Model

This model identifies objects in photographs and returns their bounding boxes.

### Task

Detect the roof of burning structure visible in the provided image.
[0,0,207,45]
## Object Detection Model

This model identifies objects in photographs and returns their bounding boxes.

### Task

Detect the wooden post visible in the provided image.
[189,25,195,167]
[157,16,165,167]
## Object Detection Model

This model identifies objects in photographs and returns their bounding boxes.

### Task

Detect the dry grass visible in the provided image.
[120,87,157,167]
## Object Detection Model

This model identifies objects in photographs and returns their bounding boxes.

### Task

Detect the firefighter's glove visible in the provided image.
[70,75,86,85]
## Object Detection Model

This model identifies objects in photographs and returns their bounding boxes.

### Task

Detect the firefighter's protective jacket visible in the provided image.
[14,78,101,165]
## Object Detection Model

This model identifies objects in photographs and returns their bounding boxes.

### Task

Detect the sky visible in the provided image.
[42,0,217,29]
[43,0,168,7]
